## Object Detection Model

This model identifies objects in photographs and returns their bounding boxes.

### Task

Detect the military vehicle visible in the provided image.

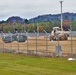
[16,34,27,42]
[2,34,16,43]
[49,27,69,41]
[2,33,27,43]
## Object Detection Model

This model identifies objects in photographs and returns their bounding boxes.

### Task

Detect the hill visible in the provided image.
[29,12,76,23]
[0,12,76,24]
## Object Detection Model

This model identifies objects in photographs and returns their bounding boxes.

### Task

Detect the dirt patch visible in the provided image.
[0,36,76,57]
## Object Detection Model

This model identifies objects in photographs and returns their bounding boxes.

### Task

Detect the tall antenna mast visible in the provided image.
[60,1,63,31]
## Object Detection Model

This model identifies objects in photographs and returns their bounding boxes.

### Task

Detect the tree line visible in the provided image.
[0,20,76,33]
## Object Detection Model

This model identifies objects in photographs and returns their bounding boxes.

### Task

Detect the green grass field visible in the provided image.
[0,53,76,75]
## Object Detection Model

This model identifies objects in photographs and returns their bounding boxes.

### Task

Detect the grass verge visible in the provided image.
[0,53,76,75]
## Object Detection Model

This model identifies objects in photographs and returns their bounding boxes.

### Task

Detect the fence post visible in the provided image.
[44,30,48,56]
[18,33,19,52]
[33,30,38,55]
[9,31,12,51]
[24,30,28,54]
[2,37,4,52]
[69,29,73,58]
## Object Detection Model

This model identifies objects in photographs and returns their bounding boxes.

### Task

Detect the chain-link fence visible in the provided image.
[0,31,76,57]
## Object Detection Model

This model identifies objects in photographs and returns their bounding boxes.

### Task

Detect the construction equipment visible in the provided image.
[49,27,69,41]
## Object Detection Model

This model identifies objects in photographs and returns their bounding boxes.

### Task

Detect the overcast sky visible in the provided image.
[0,0,76,20]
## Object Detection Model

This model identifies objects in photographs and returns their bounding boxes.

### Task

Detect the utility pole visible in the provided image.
[60,1,63,31]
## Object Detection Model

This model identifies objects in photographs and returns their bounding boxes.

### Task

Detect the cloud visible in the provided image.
[0,0,76,20]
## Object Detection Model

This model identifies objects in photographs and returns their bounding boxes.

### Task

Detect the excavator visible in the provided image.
[49,27,69,41]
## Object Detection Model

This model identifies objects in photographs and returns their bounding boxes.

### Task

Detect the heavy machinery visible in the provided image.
[2,34,16,43]
[49,27,69,41]
[2,33,27,43]
[16,34,27,42]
